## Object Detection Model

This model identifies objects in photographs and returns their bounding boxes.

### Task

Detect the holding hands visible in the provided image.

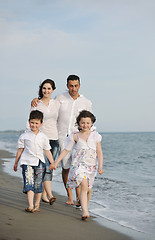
[49,162,58,171]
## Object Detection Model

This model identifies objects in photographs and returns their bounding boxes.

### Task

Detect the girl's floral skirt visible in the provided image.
[67,160,98,189]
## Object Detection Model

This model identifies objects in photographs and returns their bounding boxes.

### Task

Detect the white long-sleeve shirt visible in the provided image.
[56,91,92,139]
[26,99,58,140]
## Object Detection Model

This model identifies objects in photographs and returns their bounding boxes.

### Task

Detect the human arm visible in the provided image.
[44,150,55,170]
[51,133,76,170]
[51,149,70,170]
[96,142,103,175]
[14,148,24,171]
[31,98,40,107]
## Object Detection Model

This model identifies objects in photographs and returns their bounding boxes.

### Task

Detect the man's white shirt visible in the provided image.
[56,91,92,140]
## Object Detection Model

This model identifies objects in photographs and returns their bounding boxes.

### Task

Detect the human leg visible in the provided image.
[42,181,52,201]
[27,190,34,209]
[34,160,45,210]
[80,178,89,218]
[75,186,81,207]
[59,137,73,204]
[49,140,59,199]
[42,156,53,202]
[42,140,59,202]
[33,193,42,212]
[62,168,74,205]
[85,188,92,217]
[22,165,35,210]
[87,188,92,207]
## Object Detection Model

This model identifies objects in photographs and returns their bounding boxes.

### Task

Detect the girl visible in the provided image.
[27,79,59,205]
[51,110,103,220]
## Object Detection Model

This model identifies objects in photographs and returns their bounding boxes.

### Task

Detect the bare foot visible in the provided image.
[66,200,74,205]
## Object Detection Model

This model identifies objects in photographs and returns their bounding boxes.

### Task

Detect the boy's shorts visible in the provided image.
[21,160,45,194]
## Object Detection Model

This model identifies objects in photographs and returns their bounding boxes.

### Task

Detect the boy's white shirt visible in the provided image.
[18,130,51,166]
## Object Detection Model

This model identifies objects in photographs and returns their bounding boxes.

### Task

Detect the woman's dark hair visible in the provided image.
[29,110,43,123]
[76,110,96,130]
[38,79,56,99]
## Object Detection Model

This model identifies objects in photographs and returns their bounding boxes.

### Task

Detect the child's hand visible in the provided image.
[98,168,103,175]
[49,163,58,170]
[49,163,54,170]
[14,163,18,172]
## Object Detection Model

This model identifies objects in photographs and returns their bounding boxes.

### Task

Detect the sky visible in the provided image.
[0,0,155,132]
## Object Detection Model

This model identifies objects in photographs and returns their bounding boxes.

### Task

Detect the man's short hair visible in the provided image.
[29,110,43,123]
[67,75,80,84]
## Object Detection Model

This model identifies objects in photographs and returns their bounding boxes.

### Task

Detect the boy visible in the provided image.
[14,110,54,213]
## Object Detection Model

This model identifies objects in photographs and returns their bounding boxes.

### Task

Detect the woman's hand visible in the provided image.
[31,98,40,107]
[14,163,18,172]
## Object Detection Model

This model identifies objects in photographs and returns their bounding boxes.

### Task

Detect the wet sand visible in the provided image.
[0,149,133,240]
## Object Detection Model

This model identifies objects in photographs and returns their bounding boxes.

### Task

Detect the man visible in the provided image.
[56,75,92,205]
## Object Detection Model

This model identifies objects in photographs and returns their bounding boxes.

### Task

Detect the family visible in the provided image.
[14,75,103,221]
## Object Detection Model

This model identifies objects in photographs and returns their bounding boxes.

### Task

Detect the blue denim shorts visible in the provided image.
[22,160,45,194]
[43,139,59,182]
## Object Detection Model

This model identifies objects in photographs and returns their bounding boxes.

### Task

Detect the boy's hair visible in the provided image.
[76,110,96,127]
[38,79,56,99]
[29,110,43,123]
[67,75,80,84]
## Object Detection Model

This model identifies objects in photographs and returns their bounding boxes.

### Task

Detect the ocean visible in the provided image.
[0,131,155,240]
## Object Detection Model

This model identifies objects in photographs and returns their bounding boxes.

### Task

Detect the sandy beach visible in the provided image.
[0,150,133,240]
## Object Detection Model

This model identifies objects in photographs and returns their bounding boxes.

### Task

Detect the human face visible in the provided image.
[67,80,80,99]
[79,117,93,132]
[29,119,43,134]
[42,83,54,98]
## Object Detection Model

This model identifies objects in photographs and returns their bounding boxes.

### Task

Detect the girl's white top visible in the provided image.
[64,130,102,152]
[27,99,58,140]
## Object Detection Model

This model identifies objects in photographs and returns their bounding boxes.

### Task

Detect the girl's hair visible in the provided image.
[38,79,56,99]
[76,110,96,130]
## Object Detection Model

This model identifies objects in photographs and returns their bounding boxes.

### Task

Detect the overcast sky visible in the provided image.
[0,0,155,132]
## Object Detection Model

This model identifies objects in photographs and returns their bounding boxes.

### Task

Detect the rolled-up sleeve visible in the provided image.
[43,136,51,151]
[95,132,102,143]
[18,135,25,148]
[64,133,75,151]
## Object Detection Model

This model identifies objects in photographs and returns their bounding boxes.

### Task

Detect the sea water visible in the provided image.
[0,131,155,239]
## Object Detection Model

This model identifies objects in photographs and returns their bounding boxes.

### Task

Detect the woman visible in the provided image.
[27,79,59,205]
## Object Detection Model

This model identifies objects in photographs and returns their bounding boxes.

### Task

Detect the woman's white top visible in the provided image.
[27,99,58,140]
[18,130,51,166]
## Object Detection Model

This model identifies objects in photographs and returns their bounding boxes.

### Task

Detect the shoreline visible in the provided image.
[0,149,134,240]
